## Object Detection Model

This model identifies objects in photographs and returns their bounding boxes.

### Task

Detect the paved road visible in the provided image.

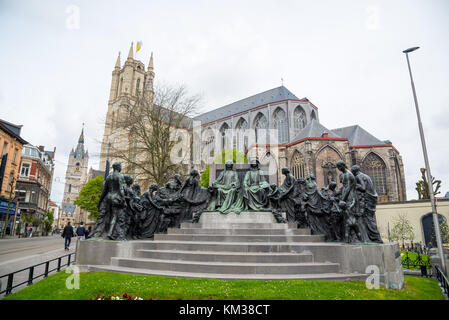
[0,235,78,298]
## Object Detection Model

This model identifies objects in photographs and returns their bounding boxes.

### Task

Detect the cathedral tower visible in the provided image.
[61,126,89,226]
[99,43,155,171]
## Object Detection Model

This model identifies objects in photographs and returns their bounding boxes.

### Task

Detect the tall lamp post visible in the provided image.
[403,46,446,274]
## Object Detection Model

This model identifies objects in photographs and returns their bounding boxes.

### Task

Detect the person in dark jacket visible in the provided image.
[76,222,87,240]
[62,222,75,250]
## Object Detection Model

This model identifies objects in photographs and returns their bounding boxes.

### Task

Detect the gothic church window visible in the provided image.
[273,108,288,144]
[362,152,388,201]
[254,113,268,144]
[293,105,307,136]
[311,110,317,121]
[235,118,249,153]
[219,123,230,152]
[291,151,305,179]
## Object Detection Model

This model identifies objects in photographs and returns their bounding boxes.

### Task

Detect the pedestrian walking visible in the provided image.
[76,222,87,240]
[62,222,75,250]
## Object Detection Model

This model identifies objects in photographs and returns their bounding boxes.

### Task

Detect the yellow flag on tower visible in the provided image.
[136,41,143,52]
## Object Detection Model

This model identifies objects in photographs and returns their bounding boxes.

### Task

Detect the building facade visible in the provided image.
[98,47,406,203]
[0,119,28,234]
[194,86,406,203]
[15,144,55,233]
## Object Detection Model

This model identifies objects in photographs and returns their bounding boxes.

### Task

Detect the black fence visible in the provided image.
[401,251,432,276]
[0,252,75,297]
[434,265,449,297]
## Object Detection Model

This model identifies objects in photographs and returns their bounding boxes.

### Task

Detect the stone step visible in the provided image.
[136,249,314,263]
[181,222,298,229]
[154,234,324,243]
[168,228,311,236]
[137,240,339,255]
[111,257,341,275]
[85,264,367,281]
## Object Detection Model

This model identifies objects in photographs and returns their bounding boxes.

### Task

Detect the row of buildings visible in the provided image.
[0,119,56,236]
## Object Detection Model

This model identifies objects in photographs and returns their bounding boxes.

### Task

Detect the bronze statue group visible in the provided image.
[89,159,383,244]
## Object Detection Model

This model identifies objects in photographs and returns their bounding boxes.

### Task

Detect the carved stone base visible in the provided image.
[198,211,286,227]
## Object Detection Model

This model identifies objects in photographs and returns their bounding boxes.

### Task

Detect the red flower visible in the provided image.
[123,292,128,298]
[106,298,111,300]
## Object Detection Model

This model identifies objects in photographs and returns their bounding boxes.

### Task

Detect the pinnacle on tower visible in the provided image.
[127,42,134,60]
[148,52,154,71]
[115,51,121,69]
[78,126,84,144]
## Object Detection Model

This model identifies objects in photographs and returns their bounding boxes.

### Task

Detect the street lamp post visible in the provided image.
[403,46,447,274]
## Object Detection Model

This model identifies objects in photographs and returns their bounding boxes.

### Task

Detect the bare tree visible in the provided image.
[109,83,201,188]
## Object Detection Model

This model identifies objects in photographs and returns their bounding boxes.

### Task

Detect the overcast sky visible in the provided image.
[1,0,448,205]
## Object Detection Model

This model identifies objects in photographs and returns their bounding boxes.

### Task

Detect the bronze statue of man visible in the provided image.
[90,162,127,240]
[243,159,271,211]
[351,165,383,243]
[336,160,362,243]
[209,160,244,214]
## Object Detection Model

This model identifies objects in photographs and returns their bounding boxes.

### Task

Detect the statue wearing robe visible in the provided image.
[139,184,165,238]
[243,160,271,211]
[277,167,297,222]
[179,169,211,221]
[352,165,383,243]
[209,161,244,214]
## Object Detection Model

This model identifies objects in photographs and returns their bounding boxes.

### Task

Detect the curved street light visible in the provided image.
[403,46,446,274]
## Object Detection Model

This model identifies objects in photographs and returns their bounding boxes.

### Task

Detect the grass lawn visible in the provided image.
[2,272,445,300]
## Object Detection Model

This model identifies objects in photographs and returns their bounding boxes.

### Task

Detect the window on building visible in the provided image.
[136,78,140,95]
[311,110,317,121]
[68,184,72,193]
[2,142,7,156]
[20,163,30,177]
[13,148,18,164]
[273,108,288,144]
[204,128,215,158]
[6,172,14,192]
[219,123,230,150]
[235,118,249,153]
[291,151,305,179]
[254,113,268,144]
[362,152,388,201]
[293,105,307,136]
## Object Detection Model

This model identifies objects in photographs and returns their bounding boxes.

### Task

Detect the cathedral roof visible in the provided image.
[194,86,303,125]
[331,125,386,147]
[290,119,342,142]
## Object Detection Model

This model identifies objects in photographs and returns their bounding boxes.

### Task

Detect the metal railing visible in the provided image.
[401,251,432,276]
[0,252,75,297]
[434,265,449,297]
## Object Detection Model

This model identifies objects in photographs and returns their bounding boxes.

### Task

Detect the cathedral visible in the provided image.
[99,44,406,203]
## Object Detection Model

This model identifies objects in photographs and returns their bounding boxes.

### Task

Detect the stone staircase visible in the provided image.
[85,214,368,281]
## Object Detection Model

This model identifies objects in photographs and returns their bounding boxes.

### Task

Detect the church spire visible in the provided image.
[148,52,153,71]
[78,125,84,144]
[115,51,121,69]
[127,42,134,60]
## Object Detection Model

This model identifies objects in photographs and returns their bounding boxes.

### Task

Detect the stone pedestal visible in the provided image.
[199,211,285,227]
[76,211,404,289]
